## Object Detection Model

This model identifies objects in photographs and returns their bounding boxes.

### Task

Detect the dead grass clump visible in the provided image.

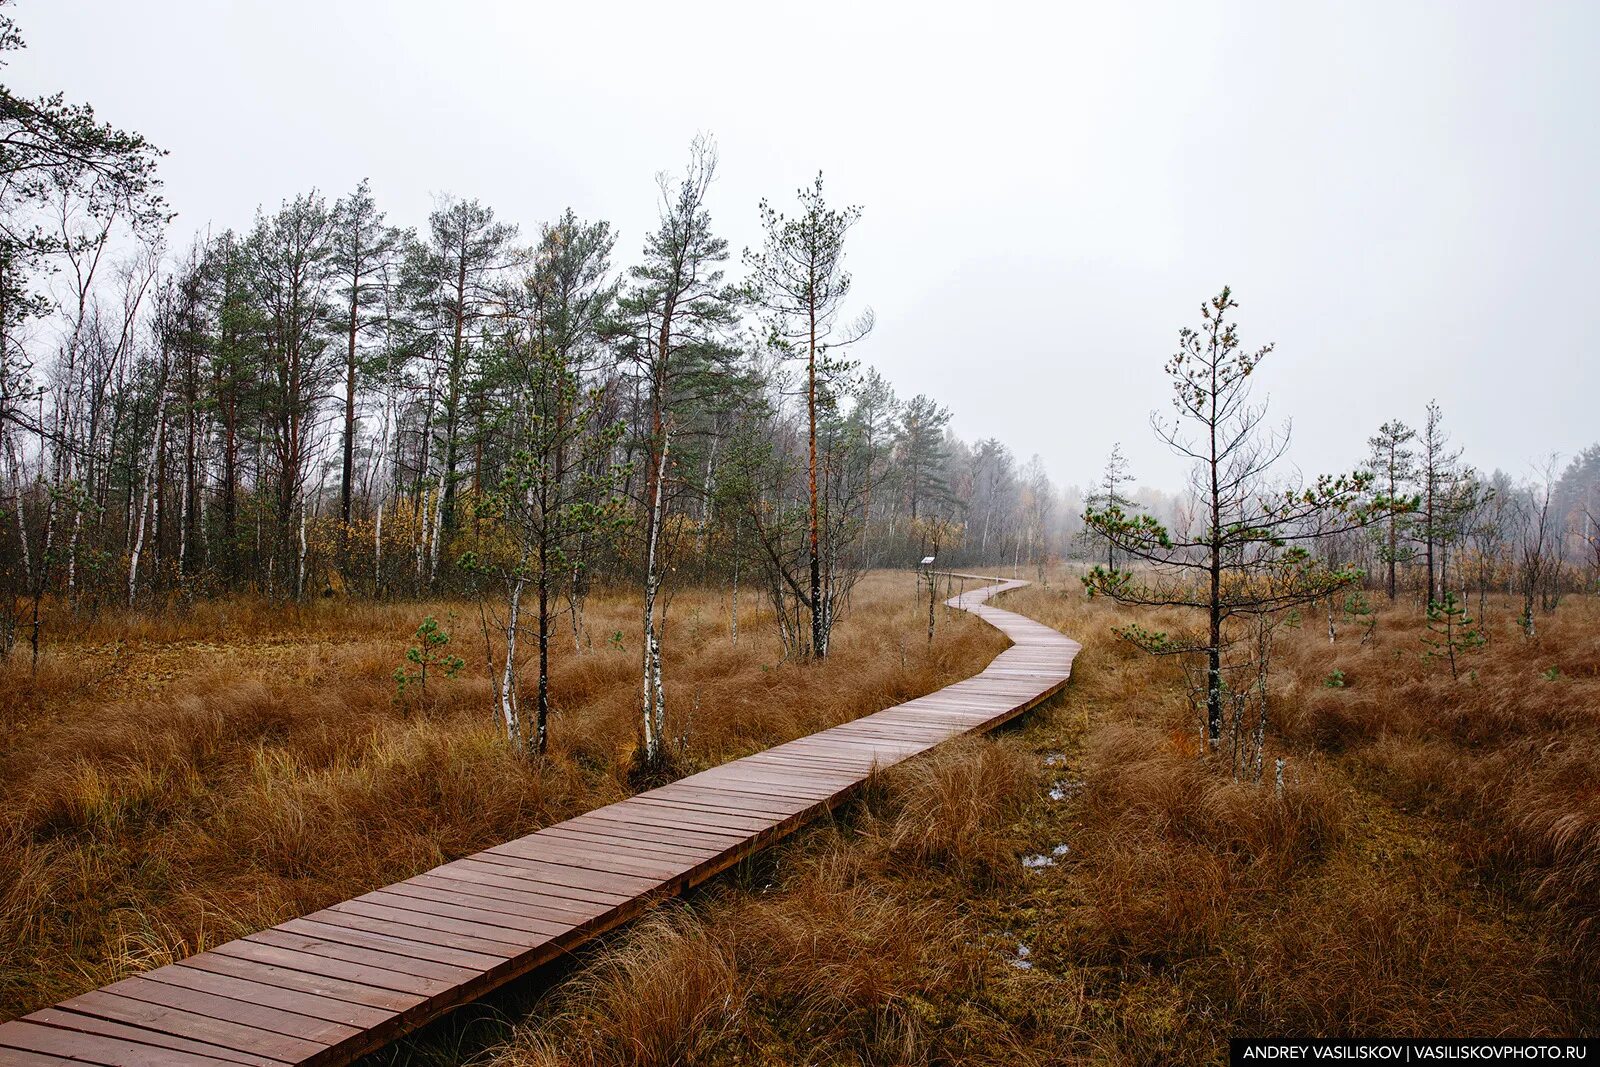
[1489,747,1600,972]
[1232,877,1569,1036]
[504,913,745,1067]
[1068,723,1347,966]
[1080,723,1345,876]
[1276,685,1385,750]
[27,756,203,839]
[1085,841,1233,962]
[876,737,1039,886]
[734,847,976,1033]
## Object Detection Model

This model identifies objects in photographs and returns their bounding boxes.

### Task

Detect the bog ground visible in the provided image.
[0,573,1004,1021]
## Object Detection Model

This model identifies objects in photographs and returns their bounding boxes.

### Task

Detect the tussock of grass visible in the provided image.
[877,738,1039,887]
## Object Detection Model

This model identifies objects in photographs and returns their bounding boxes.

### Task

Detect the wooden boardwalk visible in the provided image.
[0,576,1080,1067]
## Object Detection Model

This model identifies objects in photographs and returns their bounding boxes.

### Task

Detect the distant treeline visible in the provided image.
[0,59,1077,699]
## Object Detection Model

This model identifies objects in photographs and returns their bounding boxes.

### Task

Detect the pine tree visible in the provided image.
[896,394,951,526]
[1422,591,1484,679]
[1087,442,1135,570]
[1083,288,1384,759]
[1365,419,1417,599]
[330,179,404,536]
[744,172,870,658]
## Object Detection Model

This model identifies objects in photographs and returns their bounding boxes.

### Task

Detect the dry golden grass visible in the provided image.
[0,571,1006,1020]
[446,576,1598,1067]
[1269,594,1600,977]
[9,569,1595,1063]
[1007,582,1594,1051]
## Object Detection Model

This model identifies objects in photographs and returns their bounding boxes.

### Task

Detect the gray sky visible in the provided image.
[10,0,1598,492]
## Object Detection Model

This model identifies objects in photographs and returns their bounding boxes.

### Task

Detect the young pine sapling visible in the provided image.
[394,615,465,704]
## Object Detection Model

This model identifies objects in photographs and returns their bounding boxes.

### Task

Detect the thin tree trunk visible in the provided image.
[807,305,823,659]
[127,370,171,606]
[374,496,384,595]
[641,432,670,767]
[536,527,551,756]
[500,575,525,749]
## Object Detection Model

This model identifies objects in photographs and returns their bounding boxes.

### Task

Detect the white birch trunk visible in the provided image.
[500,575,525,749]
[641,433,670,765]
[296,504,308,600]
[373,497,384,593]
[127,375,170,606]
[428,481,444,585]
[177,461,190,582]
[64,456,81,599]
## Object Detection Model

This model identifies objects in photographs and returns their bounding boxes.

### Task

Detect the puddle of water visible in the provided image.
[1023,843,1071,869]
[1048,777,1084,802]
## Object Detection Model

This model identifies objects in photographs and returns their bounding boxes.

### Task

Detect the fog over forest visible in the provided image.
[6,1,1596,493]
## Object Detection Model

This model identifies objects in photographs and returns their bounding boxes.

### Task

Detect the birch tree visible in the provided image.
[470,339,628,755]
[614,136,741,771]
[1516,458,1560,636]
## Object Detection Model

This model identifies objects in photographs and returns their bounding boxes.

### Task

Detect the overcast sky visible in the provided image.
[9,0,1597,492]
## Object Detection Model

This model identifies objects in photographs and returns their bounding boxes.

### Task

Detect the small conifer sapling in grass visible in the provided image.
[1421,592,1484,680]
[1341,588,1377,645]
[394,615,465,704]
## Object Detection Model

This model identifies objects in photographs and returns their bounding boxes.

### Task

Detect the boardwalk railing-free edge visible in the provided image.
[0,576,1081,1067]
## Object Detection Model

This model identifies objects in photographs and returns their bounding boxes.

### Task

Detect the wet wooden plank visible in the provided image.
[250,922,487,982]
[52,989,324,1064]
[178,952,424,1015]
[93,978,360,1048]
[140,966,394,1031]
[13,1008,278,1066]
[0,1021,254,1067]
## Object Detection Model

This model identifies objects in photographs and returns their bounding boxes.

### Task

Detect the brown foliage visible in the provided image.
[877,738,1039,887]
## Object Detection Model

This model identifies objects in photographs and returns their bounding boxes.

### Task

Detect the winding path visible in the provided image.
[0,576,1080,1067]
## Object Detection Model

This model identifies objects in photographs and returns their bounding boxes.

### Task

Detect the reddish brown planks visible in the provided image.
[0,577,1078,1066]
